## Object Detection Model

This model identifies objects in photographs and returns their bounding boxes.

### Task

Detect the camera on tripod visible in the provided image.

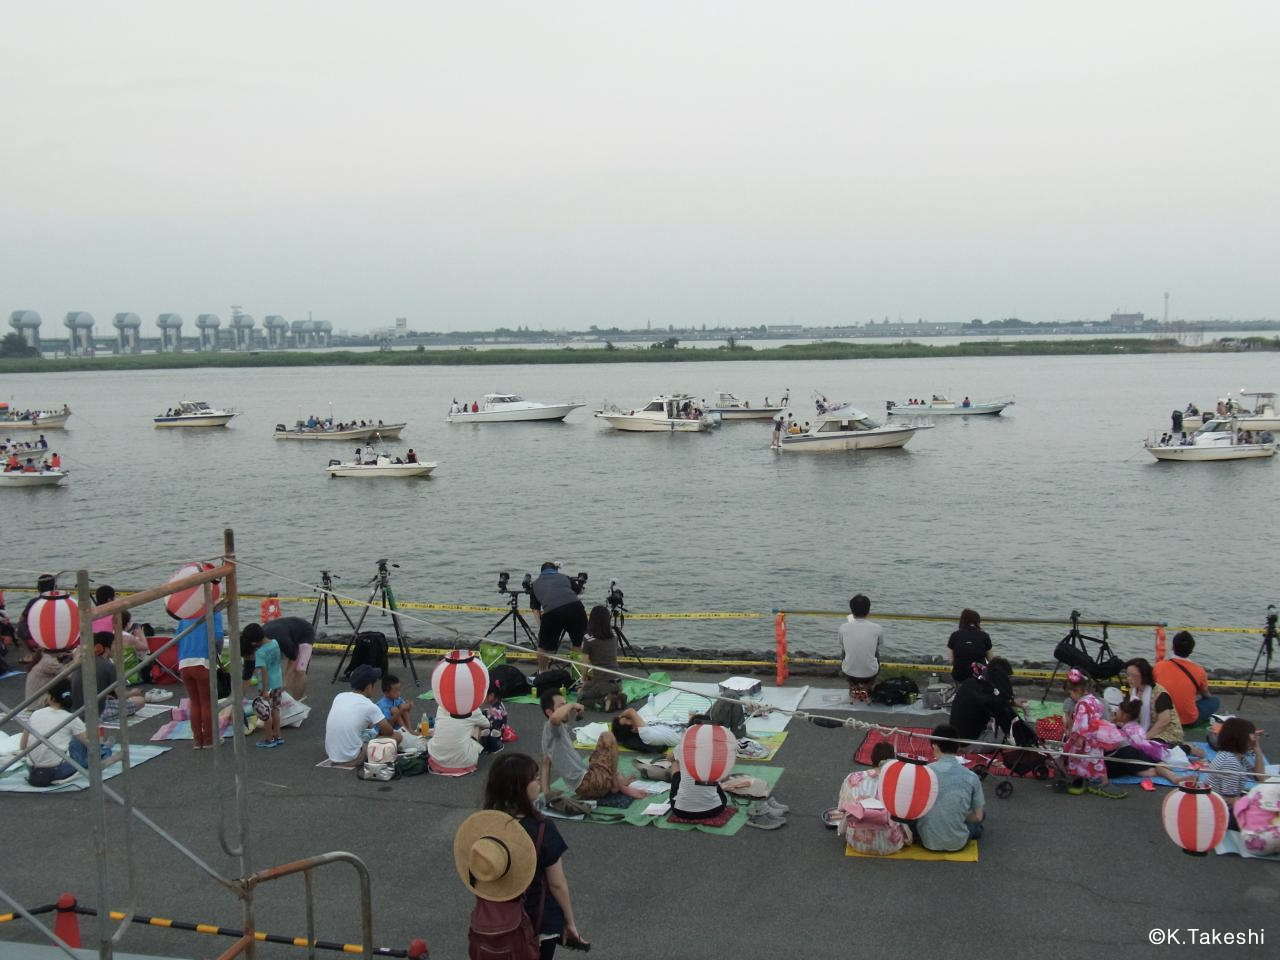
[569,571,588,592]
[607,579,625,611]
[498,571,533,596]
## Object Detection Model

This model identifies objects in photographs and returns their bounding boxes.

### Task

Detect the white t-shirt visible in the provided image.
[26,706,86,768]
[840,618,883,678]
[324,691,386,763]
[637,723,682,748]
[427,710,489,770]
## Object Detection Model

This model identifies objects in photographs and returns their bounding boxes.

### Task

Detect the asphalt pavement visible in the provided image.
[2,660,1277,959]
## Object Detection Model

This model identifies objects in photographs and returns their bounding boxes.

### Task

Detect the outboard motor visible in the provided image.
[1171,409,1183,432]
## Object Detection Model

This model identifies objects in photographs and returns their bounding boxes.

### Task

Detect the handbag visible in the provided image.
[366,737,398,764]
[546,793,594,816]
[1036,716,1065,743]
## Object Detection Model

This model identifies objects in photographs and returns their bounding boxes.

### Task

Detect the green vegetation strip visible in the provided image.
[3,337,1277,374]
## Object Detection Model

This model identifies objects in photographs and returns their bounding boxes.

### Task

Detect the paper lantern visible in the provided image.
[1162,781,1229,856]
[878,756,939,822]
[26,592,80,652]
[165,563,220,620]
[679,723,736,784]
[432,650,489,719]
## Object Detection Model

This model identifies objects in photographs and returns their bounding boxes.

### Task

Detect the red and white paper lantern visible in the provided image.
[679,723,736,785]
[1162,781,1229,856]
[432,650,489,718]
[165,563,221,620]
[25,592,81,652]
[878,756,940,822]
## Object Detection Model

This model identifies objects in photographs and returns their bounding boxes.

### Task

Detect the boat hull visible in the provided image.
[1146,443,1275,462]
[154,415,237,428]
[594,414,712,432]
[449,404,582,423]
[1234,415,1280,432]
[274,424,406,441]
[2,414,70,430]
[0,471,68,487]
[781,427,920,451]
[326,463,436,478]
[708,407,785,420]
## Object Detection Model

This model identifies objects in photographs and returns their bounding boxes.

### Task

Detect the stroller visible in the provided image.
[966,714,1053,799]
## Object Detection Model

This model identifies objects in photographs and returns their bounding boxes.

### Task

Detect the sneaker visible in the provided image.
[745,813,787,830]
[144,688,174,703]
[255,739,279,749]
[271,737,285,747]
[763,796,790,815]
[1066,778,1086,796]
[737,738,770,759]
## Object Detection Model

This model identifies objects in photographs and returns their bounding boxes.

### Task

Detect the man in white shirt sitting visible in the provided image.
[324,665,400,765]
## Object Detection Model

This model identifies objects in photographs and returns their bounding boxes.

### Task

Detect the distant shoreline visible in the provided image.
[2,336,1277,374]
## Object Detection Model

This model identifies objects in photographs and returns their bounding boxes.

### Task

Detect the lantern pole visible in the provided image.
[78,568,113,958]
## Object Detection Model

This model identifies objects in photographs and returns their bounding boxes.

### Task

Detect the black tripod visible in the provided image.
[483,577,540,651]
[311,570,360,633]
[331,559,419,685]
[607,580,647,670]
[1238,605,1278,709]
[1042,611,1123,701]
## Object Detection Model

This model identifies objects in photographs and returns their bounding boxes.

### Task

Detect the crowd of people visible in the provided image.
[296,415,387,432]
[3,450,61,472]
[1,405,68,423]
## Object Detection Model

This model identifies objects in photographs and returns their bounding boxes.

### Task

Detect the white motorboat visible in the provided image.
[447,394,585,423]
[1146,418,1275,462]
[594,394,716,432]
[274,420,407,441]
[780,402,929,451]
[0,468,68,487]
[154,401,237,428]
[1233,392,1280,432]
[326,452,436,478]
[0,403,71,430]
[703,391,789,421]
[886,396,1012,417]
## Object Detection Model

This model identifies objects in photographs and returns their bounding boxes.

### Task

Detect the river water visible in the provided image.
[5,351,1277,671]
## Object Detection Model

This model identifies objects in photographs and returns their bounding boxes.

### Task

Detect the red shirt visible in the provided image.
[1153,657,1208,727]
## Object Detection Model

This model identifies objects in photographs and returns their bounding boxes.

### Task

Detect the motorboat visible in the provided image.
[1,441,51,459]
[447,394,585,423]
[594,394,716,432]
[0,403,71,430]
[1233,392,1280,432]
[0,468,68,487]
[886,396,1012,417]
[703,391,789,421]
[274,420,407,441]
[780,402,929,451]
[1145,418,1276,462]
[154,401,237,428]
[326,452,436,478]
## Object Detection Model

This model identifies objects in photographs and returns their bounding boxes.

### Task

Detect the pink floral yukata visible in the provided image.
[1065,693,1107,781]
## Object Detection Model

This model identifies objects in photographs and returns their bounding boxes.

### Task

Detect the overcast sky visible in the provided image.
[2,1,1276,334]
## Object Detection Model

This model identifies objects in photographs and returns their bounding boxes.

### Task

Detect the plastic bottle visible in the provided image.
[419,717,431,738]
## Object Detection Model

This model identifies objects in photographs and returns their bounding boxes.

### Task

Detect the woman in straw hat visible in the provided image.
[463,752,587,957]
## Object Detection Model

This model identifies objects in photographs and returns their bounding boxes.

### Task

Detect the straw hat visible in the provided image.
[453,811,536,901]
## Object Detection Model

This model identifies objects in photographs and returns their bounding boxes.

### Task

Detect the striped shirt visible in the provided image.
[1206,750,1257,798]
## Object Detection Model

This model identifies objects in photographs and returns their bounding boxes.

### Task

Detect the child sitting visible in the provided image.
[1114,699,1170,762]
[377,674,413,731]
[480,680,508,750]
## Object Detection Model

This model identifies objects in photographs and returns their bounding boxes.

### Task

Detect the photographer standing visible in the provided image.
[528,561,588,672]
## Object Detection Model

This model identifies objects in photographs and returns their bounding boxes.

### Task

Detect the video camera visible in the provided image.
[569,571,588,592]
[606,579,625,611]
[498,571,533,596]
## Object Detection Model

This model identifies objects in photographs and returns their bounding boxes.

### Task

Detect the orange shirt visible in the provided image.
[1153,657,1208,727]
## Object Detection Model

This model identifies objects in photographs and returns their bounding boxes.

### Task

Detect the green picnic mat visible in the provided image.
[1023,700,1063,721]
[418,670,672,706]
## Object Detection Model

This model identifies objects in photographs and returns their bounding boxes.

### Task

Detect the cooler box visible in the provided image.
[719,676,762,698]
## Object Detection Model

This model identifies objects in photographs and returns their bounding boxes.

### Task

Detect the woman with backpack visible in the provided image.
[472,752,588,958]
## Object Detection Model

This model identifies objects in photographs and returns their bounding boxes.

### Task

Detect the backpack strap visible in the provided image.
[529,820,548,935]
[1168,658,1207,696]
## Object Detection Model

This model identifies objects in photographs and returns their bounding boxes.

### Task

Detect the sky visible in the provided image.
[2,1,1277,334]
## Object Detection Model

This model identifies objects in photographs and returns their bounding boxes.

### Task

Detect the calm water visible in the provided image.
[5,352,1277,670]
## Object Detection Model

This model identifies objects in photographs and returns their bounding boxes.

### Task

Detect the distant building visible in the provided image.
[1109,312,1144,325]
[765,324,804,333]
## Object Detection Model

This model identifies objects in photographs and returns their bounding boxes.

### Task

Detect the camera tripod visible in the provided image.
[609,598,647,671]
[311,570,360,633]
[330,559,419,685]
[1041,611,1122,701]
[1238,605,1278,709]
[483,588,540,651]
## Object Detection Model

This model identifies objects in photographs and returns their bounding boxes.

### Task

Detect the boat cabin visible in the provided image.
[811,405,882,433]
[641,395,698,419]
[483,394,525,406]
[176,401,215,415]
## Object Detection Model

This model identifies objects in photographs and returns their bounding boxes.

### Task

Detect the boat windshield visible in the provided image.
[642,400,666,413]
[488,395,522,404]
[1195,420,1232,436]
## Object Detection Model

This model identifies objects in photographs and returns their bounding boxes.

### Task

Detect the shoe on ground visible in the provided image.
[745,812,787,830]
[736,738,770,759]
[271,737,285,746]
[255,739,279,749]
[1066,778,1086,796]
[763,796,789,815]
[144,688,174,703]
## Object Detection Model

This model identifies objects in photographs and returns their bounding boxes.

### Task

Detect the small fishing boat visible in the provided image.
[154,401,237,428]
[0,468,68,487]
[594,394,716,432]
[703,391,789,421]
[0,403,71,430]
[1145,418,1275,462]
[781,402,928,451]
[886,396,1012,417]
[326,452,436,478]
[274,420,407,441]
[447,394,585,423]
[1232,392,1280,432]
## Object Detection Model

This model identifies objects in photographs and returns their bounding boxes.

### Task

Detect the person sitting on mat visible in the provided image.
[20,678,93,787]
[668,717,729,821]
[1104,699,1178,788]
[914,724,985,851]
[1153,630,1220,728]
[949,658,1022,744]
[540,693,646,802]
[577,605,625,712]
[324,665,400,765]
[429,688,495,776]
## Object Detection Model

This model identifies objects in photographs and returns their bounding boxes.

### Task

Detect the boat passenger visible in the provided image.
[962,397,971,407]
[471,401,479,413]
[406,449,418,463]
[22,459,36,472]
